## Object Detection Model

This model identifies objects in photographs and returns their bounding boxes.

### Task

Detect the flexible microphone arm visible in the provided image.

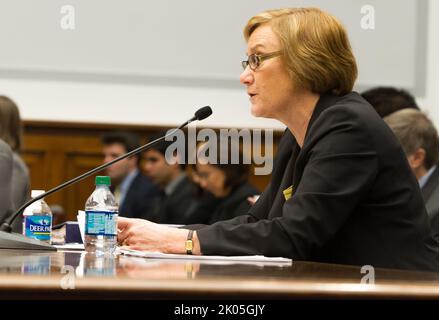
[0,106,212,233]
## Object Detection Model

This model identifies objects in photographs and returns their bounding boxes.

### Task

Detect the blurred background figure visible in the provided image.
[361,86,419,118]
[191,141,259,224]
[101,131,158,219]
[0,96,31,232]
[142,132,198,224]
[0,139,13,223]
[384,109,439,240]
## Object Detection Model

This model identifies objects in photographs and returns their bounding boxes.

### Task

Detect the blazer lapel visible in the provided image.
[292,93,344,188]
[268,136,300,218]
[267,93,345,218]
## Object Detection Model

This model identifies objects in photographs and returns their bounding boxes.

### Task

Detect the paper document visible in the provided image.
[119,248,292,264]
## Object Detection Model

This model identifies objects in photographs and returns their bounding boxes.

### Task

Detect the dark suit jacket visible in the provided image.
[196,92,439,271]
[149,175,198,225]
[207,183,259,224]
[119,172,159,219]
[422,167,439,241]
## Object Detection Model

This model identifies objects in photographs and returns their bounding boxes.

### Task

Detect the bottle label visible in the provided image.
[85,210,117,236]
[24,216,52,241]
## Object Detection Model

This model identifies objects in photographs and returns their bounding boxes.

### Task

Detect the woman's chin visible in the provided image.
[250,104,264,118]
[250,105,270,118]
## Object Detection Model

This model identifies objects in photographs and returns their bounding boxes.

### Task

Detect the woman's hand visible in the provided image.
[117,217,199,254]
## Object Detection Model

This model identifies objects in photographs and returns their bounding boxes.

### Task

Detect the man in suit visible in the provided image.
[102,132,158,219]
[384,109,439,240]
[141,133,197,224]
[0,139,13,223]
[361,86,420,117]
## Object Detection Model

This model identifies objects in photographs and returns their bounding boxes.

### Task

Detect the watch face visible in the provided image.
[186,230,194,254]
[185,240,193,254]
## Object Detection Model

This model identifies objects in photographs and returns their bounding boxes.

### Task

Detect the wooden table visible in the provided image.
[1,249,439,299]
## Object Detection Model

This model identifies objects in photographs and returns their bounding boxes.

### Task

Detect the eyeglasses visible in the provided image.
[241,51,282,71]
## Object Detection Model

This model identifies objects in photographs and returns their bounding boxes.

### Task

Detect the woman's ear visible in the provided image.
[407,148,426,170]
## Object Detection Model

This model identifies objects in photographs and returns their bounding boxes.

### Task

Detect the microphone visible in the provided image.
[0,106,213,250]
[193,106,213,121]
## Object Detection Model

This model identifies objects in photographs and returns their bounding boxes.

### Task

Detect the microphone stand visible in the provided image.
[0,107,211,250]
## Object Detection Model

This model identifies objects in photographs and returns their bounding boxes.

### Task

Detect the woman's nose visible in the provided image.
[240,67,254,85]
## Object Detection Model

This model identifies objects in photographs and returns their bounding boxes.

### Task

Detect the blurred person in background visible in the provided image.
[0,96,31,232]
[384,109,439,240]
[102,131,158,219]
[361,86,419,118]
[141,132,199,224]
[191,141,259,224]
[0,139,13,223]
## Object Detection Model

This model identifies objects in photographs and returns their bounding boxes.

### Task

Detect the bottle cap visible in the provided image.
[95,176,111,186]
[31,190,45,198]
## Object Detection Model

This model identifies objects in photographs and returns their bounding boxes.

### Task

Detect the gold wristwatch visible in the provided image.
[185,230,194,255]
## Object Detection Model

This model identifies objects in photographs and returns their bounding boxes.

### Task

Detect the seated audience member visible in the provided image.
[142,132,198,224]
[117,8,439,271]
[0,139,13,222]
[0,96,31,232]
[191,142,259,224]
[384,109,439,239]
[102,132,158,218]
[361,86,419,117]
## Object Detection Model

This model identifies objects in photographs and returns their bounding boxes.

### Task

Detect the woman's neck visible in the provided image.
[279,92,320,148]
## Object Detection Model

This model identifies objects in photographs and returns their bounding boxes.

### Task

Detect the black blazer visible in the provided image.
[119,172,159,219]
[196,92,439,271]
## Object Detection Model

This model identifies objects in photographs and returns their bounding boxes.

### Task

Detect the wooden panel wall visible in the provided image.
[22,121,281,222]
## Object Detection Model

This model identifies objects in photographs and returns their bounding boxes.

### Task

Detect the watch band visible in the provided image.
[185,230,194,255]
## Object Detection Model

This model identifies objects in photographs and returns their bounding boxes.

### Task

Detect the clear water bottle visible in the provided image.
[84,176,118,255]
[22,190,52,244]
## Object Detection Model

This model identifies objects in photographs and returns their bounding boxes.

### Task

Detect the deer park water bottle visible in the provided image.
[84,176,118,255]
[22,190,52,244]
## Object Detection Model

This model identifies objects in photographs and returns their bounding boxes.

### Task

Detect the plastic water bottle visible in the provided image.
[22,190,52,244]
[84,176,118,255]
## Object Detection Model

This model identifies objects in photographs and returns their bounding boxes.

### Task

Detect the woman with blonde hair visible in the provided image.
[117,8,439,270]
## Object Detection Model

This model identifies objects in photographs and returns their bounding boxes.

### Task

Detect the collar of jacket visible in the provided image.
[289,91,347,190]
[304,92,344,142]
[280,91,345,148]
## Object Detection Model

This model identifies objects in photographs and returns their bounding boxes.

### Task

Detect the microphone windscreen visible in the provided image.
[194,106,213,121]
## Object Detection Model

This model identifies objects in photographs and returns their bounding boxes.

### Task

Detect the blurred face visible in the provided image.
[239,24,297,120]
[195,164,230,198]
[142,149,175,188]
[103,143,136,184]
